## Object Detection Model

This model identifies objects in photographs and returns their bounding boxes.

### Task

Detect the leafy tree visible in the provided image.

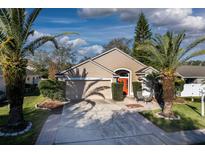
[48,61,58,80]
[103,38,132,54]
[132,12,153,66]
[31,46,76,79]
[31,50,50,78]
[79,56,91,63]
[51,46,76,72]
[137,31,205,118]
[185,60,205,66]
[0,9,73,131]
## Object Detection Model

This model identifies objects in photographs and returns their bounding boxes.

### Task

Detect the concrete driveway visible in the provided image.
[36,98,205,144]
[36,98,176,144]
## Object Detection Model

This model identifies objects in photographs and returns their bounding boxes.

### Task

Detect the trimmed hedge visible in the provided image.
[112,82,124,101]
[132,81,142,98]
[25,84,40,96]
[38,79,65,101]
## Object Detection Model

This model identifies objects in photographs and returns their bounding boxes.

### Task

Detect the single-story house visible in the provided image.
[25,69,41,85]
[176,65,205,97]
[0,66,41,93]
[176,65,205,84]
[56,48,158,100]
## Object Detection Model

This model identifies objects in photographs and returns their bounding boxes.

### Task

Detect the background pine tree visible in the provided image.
[132,12,153,66]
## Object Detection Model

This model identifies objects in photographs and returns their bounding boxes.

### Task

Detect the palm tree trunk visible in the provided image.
[3,66,26,127]
[162,75,175,117]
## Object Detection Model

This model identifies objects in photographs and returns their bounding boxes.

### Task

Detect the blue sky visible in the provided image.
[30,8,205,61]
[33,9,135,44]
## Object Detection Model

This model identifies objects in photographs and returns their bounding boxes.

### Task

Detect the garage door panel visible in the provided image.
[66,80,111,100]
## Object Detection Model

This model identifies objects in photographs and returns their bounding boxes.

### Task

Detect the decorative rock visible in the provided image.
[155,112,181,120]
[0,122,32,137]
[18,131,24,135]
[10,133,16,136]
[4,133,9,137]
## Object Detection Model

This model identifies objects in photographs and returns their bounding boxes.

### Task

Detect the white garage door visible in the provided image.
[66,79,112,100]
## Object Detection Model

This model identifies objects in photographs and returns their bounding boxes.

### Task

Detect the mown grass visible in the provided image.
[140,101,205,132]
[0,95,50,145]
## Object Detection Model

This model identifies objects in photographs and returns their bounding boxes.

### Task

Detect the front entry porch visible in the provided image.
[114,68,132,97]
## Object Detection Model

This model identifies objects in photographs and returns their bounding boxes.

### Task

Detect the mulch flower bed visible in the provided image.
[36,99,64,110]
[174,97,186,104]
[126,104,144,109]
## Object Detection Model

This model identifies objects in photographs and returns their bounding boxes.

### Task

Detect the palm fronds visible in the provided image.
[136,31,205,71]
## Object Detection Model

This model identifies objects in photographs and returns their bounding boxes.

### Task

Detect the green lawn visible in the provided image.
[0,95,51,145]
[140,101,205,132]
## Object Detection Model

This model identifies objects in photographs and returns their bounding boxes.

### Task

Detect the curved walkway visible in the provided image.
[36,99,205,145]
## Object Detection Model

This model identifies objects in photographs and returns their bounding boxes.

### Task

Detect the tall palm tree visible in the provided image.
[137,31,205,118]
[0,8,73,130]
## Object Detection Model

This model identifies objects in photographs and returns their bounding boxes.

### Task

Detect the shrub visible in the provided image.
[0,90,6,101]
[112,82,124,101]
[38,79,65,101]
[175,77,185,95]
[25,84,40,96]
[132,81,142,98]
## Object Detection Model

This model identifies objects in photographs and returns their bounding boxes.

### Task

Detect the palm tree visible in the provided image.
[137,31,205,118]
[0,9,73,130]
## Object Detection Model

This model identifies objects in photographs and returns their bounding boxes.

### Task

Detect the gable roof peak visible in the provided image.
[60,47,148,74]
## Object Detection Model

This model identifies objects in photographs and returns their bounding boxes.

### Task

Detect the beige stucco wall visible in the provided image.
[93,49,146,81]
[64,61,112,78]
[66,80,112,100]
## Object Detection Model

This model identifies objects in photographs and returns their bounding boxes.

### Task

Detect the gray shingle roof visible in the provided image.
[176,65,205,78]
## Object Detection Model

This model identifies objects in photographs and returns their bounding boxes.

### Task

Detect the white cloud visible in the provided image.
[28,31,104,62]
[78,8,205,32]
[150,9,205,32]
[78,8,117,18]
[150,9,192,26]
[58,36,87,48]
[40,17,86,24]
[68,38,87,48]
[177,16,205,31]
[28,31,88,49]
[27,31,55,49]
[28,30,50,42]
[78,45,104,56]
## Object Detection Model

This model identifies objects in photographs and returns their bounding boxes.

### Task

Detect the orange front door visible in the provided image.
[118,78,128,95]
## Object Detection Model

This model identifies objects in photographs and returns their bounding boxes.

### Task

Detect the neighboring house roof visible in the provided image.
[59,48,147,75]
[176,65,205,78]
[0,65,38,76]
[26,69,38,76]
